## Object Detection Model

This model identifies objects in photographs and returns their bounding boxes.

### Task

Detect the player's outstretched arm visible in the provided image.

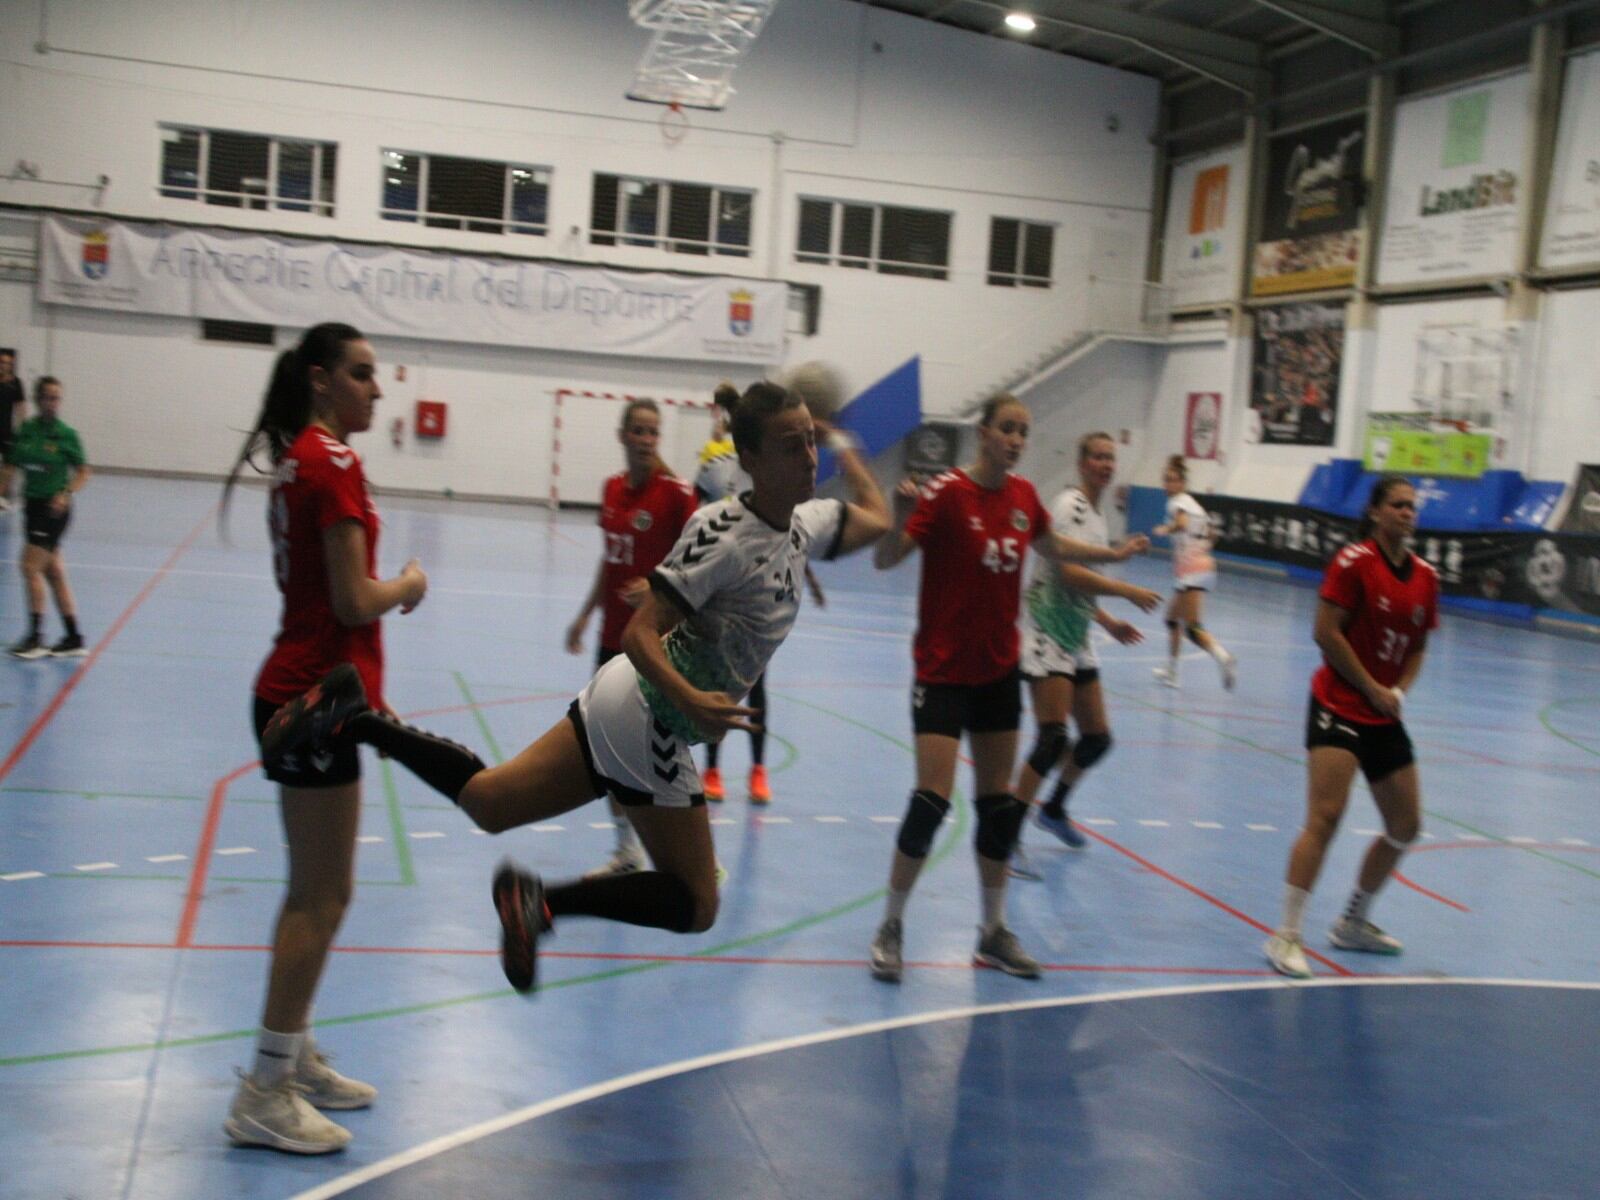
[873,477,922,570]
[1042,531,1149,565]
[824,429,891,557]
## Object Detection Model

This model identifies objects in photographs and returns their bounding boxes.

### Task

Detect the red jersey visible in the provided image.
[255,427,385,710]
[597,468,697,651]
[904,468,1051,685]
[1312,539,1439,724]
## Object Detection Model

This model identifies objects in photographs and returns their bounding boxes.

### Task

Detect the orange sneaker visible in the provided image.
[748,764,771,805]
[702,767,724,802]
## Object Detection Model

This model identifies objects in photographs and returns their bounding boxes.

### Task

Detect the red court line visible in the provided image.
[1391,871,1471,912]
[0,938,1294,977]
[1074,823,1355,976]
[0,506,215,787]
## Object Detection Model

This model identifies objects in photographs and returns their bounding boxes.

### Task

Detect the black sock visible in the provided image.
[346,712,485,801]
[1042,776,1073,819]
[705,740,720,770]
[63,614,80,639]
[28,612,42,639]
[748,675,767,764]
[546,871,698,933]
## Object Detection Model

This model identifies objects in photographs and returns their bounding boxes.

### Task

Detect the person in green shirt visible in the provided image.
[8,375,91,659]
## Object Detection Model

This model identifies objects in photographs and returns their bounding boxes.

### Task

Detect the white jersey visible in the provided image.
[1024,486,1107,653]
[1166,492,1215,580]
[644,493,847,742]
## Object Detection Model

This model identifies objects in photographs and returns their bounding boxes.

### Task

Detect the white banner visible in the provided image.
[38,216,786,363]
[1162,145,1247,308]
[1377,73,1530,286]
[1542,49,1600,270]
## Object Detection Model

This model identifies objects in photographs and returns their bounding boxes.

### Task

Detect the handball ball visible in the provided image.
[781,360,848,422]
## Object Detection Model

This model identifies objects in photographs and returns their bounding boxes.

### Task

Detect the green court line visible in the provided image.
[454,671,505,764]
[0,695,964,1068]
[380,759,418,887]
[1538,698,1600,759]
[1110,684,1600,884]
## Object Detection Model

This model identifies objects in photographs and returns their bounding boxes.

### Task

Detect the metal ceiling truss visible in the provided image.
[1242,0,1398,57]
[627,0,782,111]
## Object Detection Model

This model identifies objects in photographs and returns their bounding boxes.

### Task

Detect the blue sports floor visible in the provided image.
[2,476,1597,1200]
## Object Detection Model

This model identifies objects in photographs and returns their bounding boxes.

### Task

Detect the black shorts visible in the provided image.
[1304,695,1414,784]
[24,498,70,551]
[0,431,12,465]
[253,695,360,788]
[595,645,621,672]
[912,670,1022,738]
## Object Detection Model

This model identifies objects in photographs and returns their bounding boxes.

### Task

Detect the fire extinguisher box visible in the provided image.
[415,400,447,439]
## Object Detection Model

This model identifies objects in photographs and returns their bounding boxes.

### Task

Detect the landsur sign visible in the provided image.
[38,215,787,364]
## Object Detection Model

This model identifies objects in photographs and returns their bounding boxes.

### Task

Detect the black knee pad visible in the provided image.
[974,792,1027,861]
[1072,732,1112,770]
[1185,623,1207,647]
[1165,618,1180,631]
[1026,721,1070,777]
[895,788,950,859]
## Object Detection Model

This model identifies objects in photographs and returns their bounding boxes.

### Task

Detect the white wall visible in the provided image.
[1533,288,1600,485]
[0,0,1159,498]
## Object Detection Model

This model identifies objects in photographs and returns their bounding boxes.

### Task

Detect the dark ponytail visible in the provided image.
[1165,454,1187,483]
[222,323,364,523]
[1355,474,1410,540]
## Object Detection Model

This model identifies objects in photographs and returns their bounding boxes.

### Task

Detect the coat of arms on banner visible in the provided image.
[81,230,110,280]
[728,289,753,337]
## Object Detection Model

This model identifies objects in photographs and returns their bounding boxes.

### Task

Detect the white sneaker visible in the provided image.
[0,497,10,513]
[224,1072,352,1154]
[1328,916,1402,955]
[1217,651,1237,691]
[295,1048,377,1110]
[581,844,647,881]
[1264,933,1313,979]
[1152,665,1180,689]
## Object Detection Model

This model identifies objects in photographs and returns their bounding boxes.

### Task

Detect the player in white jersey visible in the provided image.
[1151,455,1235,690]
[265,382,889,994]
[1017,433,1159,855]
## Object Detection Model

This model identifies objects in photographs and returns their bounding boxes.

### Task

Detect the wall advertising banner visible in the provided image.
[1252,115,1366,296]
[1248,301,1344,446]
[1162,145,1247,308]
[1184,392,1222,460]
[1204,492,1600,617]
[1378,72,1530,286]
[37,216,787,364]
[1363,413,1492,478]
[1542,49,1600,270]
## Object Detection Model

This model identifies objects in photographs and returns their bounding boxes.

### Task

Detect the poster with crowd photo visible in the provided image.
[1203,492,1600,618]
[1252,115,1367,296]
[1249,301,1344,446]
[1378,73,1529,286]
[1541,48,1600,270]
[1559,464,1600,533]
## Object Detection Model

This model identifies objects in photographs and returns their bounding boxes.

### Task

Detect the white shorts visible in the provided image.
[1175,571,1215,593]
[572,655,704,808]
[1020,609,1098,678]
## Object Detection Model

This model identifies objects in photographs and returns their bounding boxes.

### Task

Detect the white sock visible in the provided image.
[980,886,1008,934]
[884,888,910,924]
[1280,885,1311,940]
[1209,641,1231,663]
[252,1028,304,1087]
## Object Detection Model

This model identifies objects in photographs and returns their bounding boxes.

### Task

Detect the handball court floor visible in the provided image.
[1,476,1597,1200]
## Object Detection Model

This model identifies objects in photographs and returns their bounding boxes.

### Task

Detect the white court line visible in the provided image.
[356,836,385,844]
[1138,819,1170,828]
[410,831,446,840]
[1,871,45,882]
[1082,817,1116,826]
[75,862,117,872]
[1561,838,1590,847]
[587,821,617,830]
[145,853,187,863]
[756,816,792,824]
[709,818,735,826]
[216,846,255,856]
[1246,824,1277,832]
[531,825,565,833]
[287,978,1600,1200]
[814,816,847,823]
[1192,821,1223,830]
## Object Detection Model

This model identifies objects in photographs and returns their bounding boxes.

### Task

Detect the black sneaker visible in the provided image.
[9,634,48,660]
[49,634,87,658]
[259,664,368,768]
[492,862,550,993]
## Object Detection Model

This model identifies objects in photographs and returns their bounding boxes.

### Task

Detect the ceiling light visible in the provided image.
[1004,12,1037,33]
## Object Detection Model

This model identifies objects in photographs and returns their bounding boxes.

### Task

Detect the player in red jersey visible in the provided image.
[217,324,433,1153]
[566,398,697,877]
[1265,476,1439,978]
[867,395,1147,982]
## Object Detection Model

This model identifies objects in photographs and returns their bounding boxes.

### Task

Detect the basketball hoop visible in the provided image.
[659,102,689,145]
